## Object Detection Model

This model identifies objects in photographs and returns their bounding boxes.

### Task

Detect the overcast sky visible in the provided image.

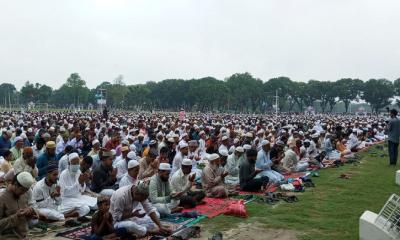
[1,0,399,89]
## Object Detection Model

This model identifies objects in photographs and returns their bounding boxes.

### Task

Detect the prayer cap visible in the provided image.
[179,142,188,148]
[121,146,129,152]
[128,160,139,169]
[92,139,100,145]
[46,141,56,149]
[68,152,79,162]
[127,151,136,160]
[261,140,270,146]
[208,153,220,162]
[182,158,193,166]
[159,163,172,171]
[235,146,244,153]
[102,150,116,157]
[219,149,229,157]
[47,163,58,173]
[243,144,252,150]
[14,136,23,142]
[188,140,198,146]
[17,172,35,188]
[221,135,229,141]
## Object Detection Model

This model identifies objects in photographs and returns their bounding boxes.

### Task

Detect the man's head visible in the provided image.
[10,172,35,198]
[246,149,258,163]
[68,152,80,173]
[23,147,35,166]
[46,163,59,185]
[158,163,171,182]
[218,149,229,167]
[127,160,140,179]
[100,150,114,169]
[390,109,398,118]
[81,156,93,172]
[181,158,193,175]
[179,142,189,155]
[147,148,158,162]
[14,137,24,149]
[132,181,150,202]
[36,138,45,150]
[221,135,229,145]
[208,153,220,167]
[261,140,271,152]
[97,195,111,213]
[92,139,100,150]
[121,146,129,159]
[46,141,56,157]
[159,147,168,161]
[234,147,244,158]
[188,140,198,152]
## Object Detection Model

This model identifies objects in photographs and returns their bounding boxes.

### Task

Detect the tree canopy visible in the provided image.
[1,73,399,113]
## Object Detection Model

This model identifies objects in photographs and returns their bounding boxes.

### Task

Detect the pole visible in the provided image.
[8,92,11,111]
[275,90,278,117]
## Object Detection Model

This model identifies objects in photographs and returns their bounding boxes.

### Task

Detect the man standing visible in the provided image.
[0,172,37,239]
[388,109,400,165]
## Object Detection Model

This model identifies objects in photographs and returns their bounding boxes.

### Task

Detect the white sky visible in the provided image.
[0,0,400,89]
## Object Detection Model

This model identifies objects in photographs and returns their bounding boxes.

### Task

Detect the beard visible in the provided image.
[160,176,169,182]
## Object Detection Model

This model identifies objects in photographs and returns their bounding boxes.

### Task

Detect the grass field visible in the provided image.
[200,143,400,240]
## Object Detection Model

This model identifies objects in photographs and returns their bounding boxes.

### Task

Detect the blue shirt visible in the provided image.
[36,151,56,180]
[0,136,11,157]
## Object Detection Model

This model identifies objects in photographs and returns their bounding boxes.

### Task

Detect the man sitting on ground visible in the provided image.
[91,150,118,195]
[240,149,269,191]
[138,149,159,180]
[201,153,229,198]
[170,158,205,209]
[0,172,38,239]
[110,181,171,238]
[149,163,183,216]
[119,160,140,188]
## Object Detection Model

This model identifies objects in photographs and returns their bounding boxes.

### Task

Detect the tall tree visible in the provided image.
[363,79,393,113]
[335,78,364,113]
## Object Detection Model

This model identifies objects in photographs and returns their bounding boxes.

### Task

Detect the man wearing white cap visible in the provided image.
[201,153,229,198]
[116,150,138,184]
[59,152,97,214]
[0,172,38,239]
[256,140,284,183]
[218,135,229,154]
[149,163,183,216]
[171,141,189,175]
[225,146,245,184]
[170,159,205,208]
[10,136,24,162]
[119,160,140,188]
[88,139,101,157]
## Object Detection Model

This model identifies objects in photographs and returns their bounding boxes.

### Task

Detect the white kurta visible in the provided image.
[59,169,97,213]
[119,173,136,188]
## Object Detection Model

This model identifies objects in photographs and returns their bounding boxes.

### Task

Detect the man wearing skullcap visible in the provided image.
[225,146,245,184]
[256,140,284,183]
[138,148,159,180]
[0,172,37,239]
[59,152,97,216]
[36,141,56,180]
[116,149,137,184]
[170,158,205,208]
[240,149,268,191]
[91,150,118,195]
[201,153,229,198]
[0,130,12,157]
[13,147,39,179]
[149,163,183,216]
[110,181,171,237]
[171,141,189,175]
[10,136,24,162]
[119,160,140,187]
[33,163,90,221]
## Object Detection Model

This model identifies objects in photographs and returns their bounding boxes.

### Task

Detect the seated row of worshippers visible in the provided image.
[0,116,387,239]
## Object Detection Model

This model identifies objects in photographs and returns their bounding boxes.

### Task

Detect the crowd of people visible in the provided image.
[0,110,389,239]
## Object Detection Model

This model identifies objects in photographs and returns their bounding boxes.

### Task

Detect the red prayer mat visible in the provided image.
[182,197,240,218]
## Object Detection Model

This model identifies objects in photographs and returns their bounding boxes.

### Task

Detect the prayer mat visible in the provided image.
[284,172,306,180]
[55,224,91,239]
[181,197,240,218]
[239,190,265,195]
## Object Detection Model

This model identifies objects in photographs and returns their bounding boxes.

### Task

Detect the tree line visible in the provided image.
[1,72,399,113]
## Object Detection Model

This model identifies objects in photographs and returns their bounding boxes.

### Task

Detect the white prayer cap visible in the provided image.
[20,133,27,139]
[208,153,220,162]
[299,131,304,136]
[14,136,23,142]
[257,129,264,135]
[156,132,164,137]
[17,172,35,189]
[221,135,229,141]
[182,158,193,166]
[127,151,137,160]
[233,138,239,144]
[159,163,172,171]
[27,128,33,133]
[173,133,179,138]
[311,133,320,138]
[128,160,139,169]
[261,140,270,146]
[68,152,79,162]
[49,126,55,131]
[168,137,175,143]
[219,149,229,157]
[121,139,129,145]
[92,139,100,145]
[179,141,188,149]
[304,139,311,143]
[128,135,135,141]
[235,146,244,153]
[199,131,205,135]
[245,132,253,138]
[243,144,252,150]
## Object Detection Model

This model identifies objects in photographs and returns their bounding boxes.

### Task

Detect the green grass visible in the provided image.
[200,144,400,240]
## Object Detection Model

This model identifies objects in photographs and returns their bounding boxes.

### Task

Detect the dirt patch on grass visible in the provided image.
[198,222,299,240]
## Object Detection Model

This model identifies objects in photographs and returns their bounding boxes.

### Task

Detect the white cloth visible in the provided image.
[59,168,97,212]
[170,169,192,194]
[58,154,69,174]
[171,152,184,175]
[115,158,128,183]
[119,174,136,188]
